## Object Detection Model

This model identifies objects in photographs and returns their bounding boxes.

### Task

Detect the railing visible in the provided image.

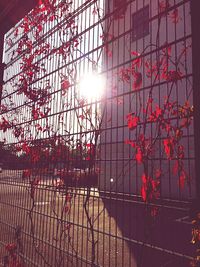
[0,0,199,266]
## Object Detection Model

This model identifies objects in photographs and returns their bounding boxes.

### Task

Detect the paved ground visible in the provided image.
[0,170,195,267]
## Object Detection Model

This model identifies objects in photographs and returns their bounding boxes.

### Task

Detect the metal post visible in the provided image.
[191,0,200,202]
[0,29,4,105]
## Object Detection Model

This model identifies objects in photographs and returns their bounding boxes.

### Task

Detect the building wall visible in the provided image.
[100,0,195,199]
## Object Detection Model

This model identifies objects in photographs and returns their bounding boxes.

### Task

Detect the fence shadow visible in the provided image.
[100,192,193,267]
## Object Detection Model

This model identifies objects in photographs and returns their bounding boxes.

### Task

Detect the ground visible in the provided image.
[0,170,195,267]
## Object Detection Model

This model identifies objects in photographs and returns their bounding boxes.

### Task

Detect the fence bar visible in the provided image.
[0,30,4,105]
[191,0,200,201]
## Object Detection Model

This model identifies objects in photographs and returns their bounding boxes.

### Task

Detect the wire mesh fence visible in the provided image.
[0,0,198,266]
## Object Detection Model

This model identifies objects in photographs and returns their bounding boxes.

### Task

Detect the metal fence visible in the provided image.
[0,0,198,266]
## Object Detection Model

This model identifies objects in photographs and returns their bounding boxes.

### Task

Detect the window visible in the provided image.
[132,5,149,41]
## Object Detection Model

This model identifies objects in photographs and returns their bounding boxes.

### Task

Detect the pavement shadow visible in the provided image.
[100,192,194,267]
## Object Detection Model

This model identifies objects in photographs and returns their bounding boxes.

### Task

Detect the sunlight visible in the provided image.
[79,73,105,101]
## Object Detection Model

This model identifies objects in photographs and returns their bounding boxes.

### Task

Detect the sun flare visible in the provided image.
[79,73,105,101]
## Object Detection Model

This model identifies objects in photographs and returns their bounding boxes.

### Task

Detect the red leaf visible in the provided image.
[37,24,43,32]
[22,143,30,154]
[155,169,162,179]
[141,174,148,201]
[141,185,147,202]
[167,70,182,82]
[159,0,170,14]
[132,71,142,90]
[136,148,143,163]
[127,114,139,130]
[155,106,163,118]
[163,138,174,159]
[124,139,135,148]
[162,42,172,56]
[119,67,131,83]
[0,117,11,132]
[61,79,70,94]
[22,169,32,179]
[131,51,142,68]
[179,170,186,189]
[169,8,180,24]
[178,145,184,159]
[5,243,17,253]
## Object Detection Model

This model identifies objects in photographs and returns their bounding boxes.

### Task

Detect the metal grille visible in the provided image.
[0,0,197,266]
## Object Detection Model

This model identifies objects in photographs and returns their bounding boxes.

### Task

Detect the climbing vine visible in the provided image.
[0,0,198,266]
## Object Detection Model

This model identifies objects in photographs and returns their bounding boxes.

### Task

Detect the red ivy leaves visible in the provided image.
[141,175,147,202]
[119,67,131,83]
[22,169,32,179]
[124,139,135,148]
[118,52,142,90]
[127,114,140,130]
[13,126,23,139]
[141,174,160,202]
[166,70,182,82]
[32,108,45,120]
[61,78,71,95]
[131,51,142,69]
[22,143,31,154]
[169,8,180,24]
[5,243,24,267]
[0,117,11,132]
[86,143,95,161]
[159,2,180,24]
[0,104,8,113]
[148,105,163,122]
[163,138,174,159]
[5,243,17,254]
[158,0,170,14]
[135,148,143,163]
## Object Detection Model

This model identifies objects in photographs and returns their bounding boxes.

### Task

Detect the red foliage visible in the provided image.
[32,108,45,120]
[158,0,170,14]
[0,117,12,132]
[13,127,23,139]
[163,138,174,159]
[119,67,131,83]
[127,114,140,130]
[166,70,182,82]
[5,243,17,254]
[169,8,180,24]
[86,143,95,161]
[131,51,142,68]
[22,169,32,179]
[141,174,160,202]
[61,78,71,95]
[0,104,8,113]
[124,139,135,148]
[179,170,186,189]
[22,143,31,154]
[135,148,143,163]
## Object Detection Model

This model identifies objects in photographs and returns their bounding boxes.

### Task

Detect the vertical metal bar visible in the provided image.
[0,29,4,105]
[191,0,200,201]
